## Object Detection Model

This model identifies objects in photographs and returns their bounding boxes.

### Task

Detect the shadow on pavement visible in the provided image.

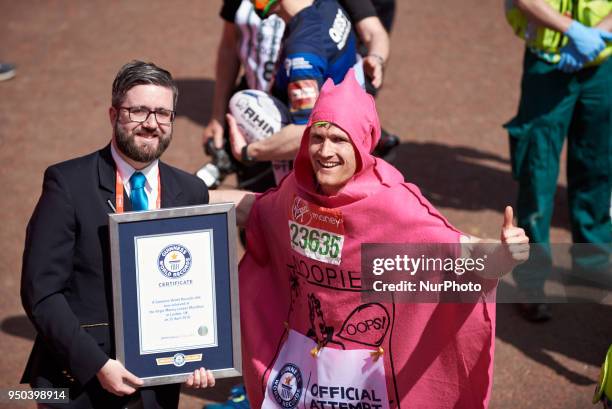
[391,142,570,231]
[2,315,36,341]
[175,78,215,127]
[496,281,612,385]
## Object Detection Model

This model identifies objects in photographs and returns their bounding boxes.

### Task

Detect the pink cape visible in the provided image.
[239,70,496,409]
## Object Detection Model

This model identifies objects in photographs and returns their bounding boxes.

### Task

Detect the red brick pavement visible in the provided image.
[0,1,609,408]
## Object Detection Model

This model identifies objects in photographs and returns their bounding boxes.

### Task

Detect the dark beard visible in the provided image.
[114,122,172,163]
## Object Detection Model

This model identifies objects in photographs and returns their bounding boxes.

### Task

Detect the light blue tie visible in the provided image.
[129,172,148,211]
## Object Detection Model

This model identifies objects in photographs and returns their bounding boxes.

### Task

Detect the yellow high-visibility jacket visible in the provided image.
[505,0,612,64]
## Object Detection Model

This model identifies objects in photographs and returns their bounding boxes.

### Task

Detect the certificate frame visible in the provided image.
[109,204,241,386]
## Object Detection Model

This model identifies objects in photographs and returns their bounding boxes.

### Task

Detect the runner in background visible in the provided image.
[199,0,397,192]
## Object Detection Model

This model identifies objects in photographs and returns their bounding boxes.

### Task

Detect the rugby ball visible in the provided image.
[229,90,291,143]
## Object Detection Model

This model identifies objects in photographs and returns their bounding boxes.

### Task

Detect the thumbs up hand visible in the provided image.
[501,206,530,263]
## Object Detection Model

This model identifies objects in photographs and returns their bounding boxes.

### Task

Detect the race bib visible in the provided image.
[288,196,345,265]
[262,330,390,409]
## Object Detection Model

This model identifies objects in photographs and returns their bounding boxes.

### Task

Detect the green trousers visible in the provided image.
[505,50,612,289]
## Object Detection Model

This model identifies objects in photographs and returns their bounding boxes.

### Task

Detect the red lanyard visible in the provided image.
[115,169,161,213]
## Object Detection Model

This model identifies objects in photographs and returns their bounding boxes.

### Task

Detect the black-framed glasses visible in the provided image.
[118,106,175,125]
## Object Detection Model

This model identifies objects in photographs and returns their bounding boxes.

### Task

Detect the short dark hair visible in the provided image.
[111,60,178,108]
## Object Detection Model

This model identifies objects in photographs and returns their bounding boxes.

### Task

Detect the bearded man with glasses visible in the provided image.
[20,60,216,409]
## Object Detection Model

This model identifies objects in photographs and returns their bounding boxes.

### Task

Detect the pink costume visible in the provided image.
[239,70,496,409]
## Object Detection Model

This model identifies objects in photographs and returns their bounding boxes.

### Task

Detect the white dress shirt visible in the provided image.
[110,143,160,210]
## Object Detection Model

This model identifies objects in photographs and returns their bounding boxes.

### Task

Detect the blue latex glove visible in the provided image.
[557,43,584,73]
[564,21,612,63]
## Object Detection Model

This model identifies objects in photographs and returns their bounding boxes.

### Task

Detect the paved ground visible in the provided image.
[1,1,610,408]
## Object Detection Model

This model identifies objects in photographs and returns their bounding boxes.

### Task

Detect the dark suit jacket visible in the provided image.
[21,145,209,409]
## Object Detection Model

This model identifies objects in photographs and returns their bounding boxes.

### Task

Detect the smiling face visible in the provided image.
[109,84,174,169]
[308,122,357,196]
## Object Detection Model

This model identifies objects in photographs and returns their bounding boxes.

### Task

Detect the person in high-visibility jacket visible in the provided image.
[505,0,612,322]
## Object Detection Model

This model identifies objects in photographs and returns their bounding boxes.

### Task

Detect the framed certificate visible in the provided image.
[109,204,241,386]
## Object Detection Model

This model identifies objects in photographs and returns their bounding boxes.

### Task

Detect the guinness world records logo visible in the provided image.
[173,353,186,367]
[272,363,303,408]
[158,244,192,278]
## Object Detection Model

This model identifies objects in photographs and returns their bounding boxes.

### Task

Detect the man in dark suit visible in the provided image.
[21,61,215,408]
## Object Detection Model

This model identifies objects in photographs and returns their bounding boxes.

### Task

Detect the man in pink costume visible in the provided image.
[237,69,528,409]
